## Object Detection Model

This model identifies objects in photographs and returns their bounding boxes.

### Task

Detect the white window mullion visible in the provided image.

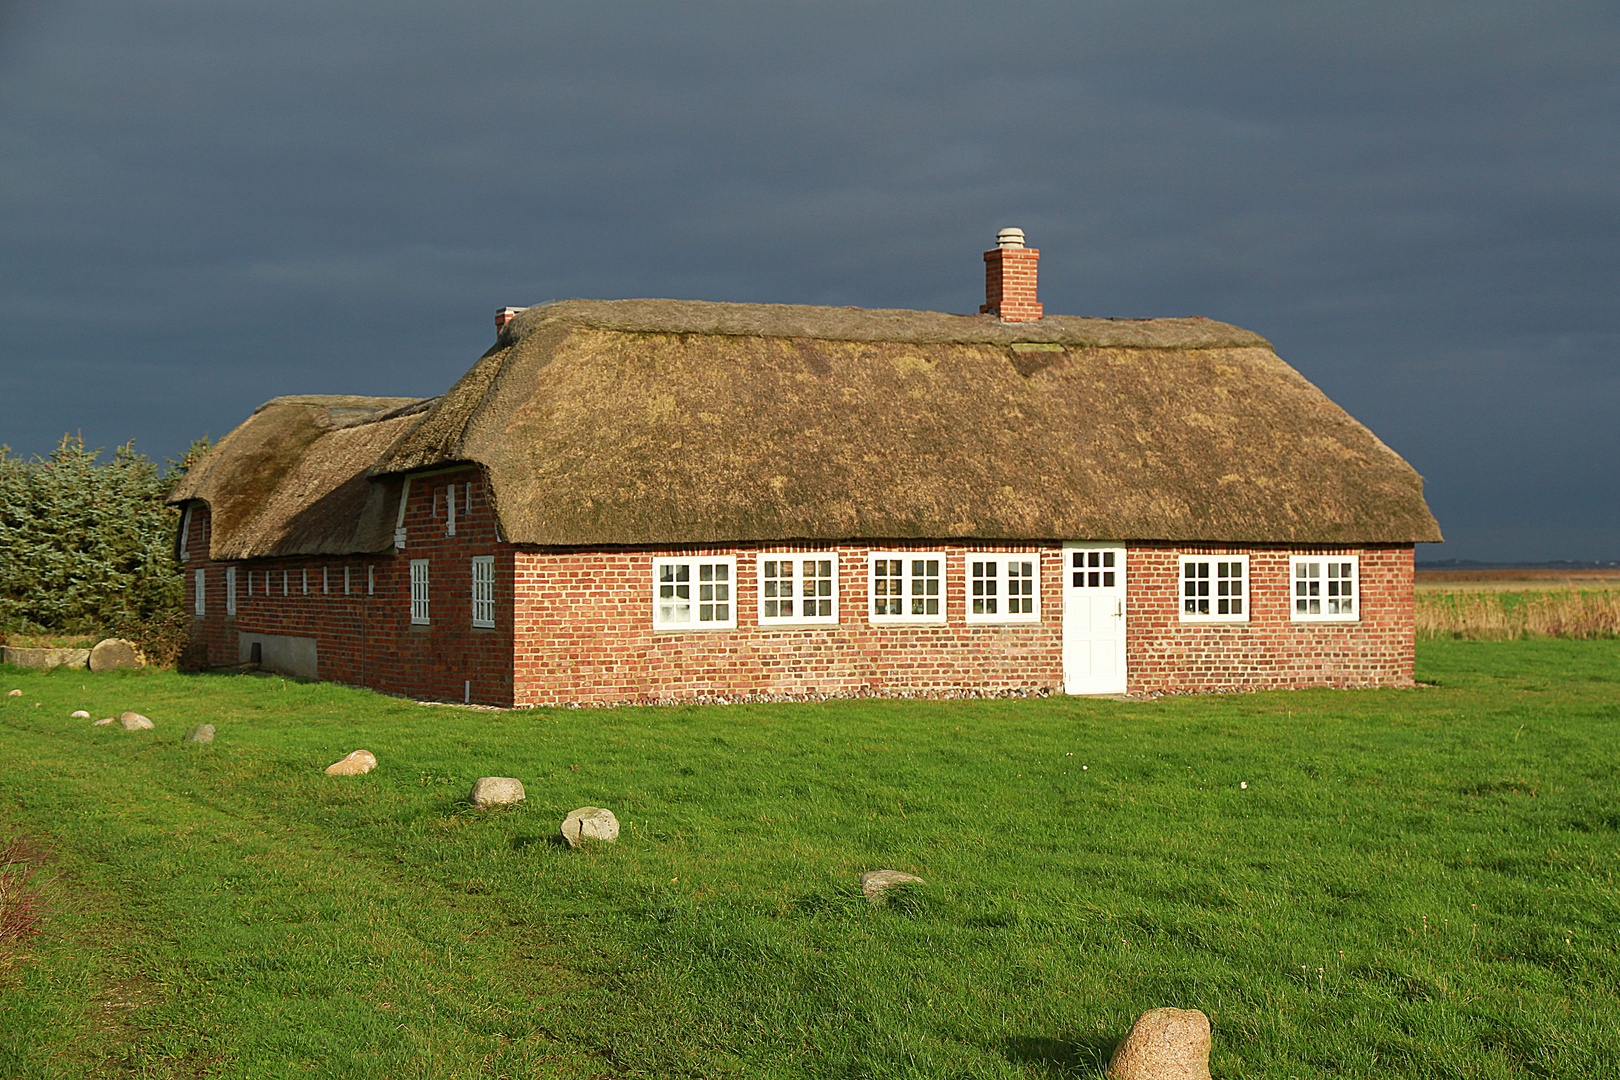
[410,559,430,624]
[225,566,237,616]
[1179,555,1249,622]
[193,568,206,616]
[966,555,1040,623]
[758,554,838,624]
[1291,555,1359,621]
[654,556,736,630]
[471,556,495,627]
[869,552,945,624]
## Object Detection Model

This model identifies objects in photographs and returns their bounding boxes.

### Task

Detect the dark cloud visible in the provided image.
[2,1,1615,559]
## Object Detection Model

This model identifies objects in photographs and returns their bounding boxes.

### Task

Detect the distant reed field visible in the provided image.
[1416,589,1620,639]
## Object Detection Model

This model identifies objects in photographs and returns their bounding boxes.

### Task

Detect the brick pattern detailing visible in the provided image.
[181,502,1416,705]
[512,543,1062,706]
[1126,544,1416,694]
[179,468,516,705]
[981,246,1043,322]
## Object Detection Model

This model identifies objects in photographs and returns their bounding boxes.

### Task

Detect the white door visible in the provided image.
[1063,542,1126,695]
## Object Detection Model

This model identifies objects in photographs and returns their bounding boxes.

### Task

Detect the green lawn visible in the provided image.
[2,640,1617,1078]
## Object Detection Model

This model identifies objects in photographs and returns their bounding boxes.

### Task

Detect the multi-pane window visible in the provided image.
[226,566,237,616]
[1069,549,1117,588]
[1180,556,1248,621]
[410,559,430,624]
[1292,556,1358,620]
[471,556,495,628]
[869,554,945,622]
[758,555,838,623]
[193,568,206,616]
[967,555,1040,623]
[653,557,737,630]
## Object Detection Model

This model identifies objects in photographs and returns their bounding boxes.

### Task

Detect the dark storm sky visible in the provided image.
[2,2,1615,562]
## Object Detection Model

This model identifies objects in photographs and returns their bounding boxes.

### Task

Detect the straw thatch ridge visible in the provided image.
[168,396,428,559]
[500,298,1275,350]
[369,299,1441,547]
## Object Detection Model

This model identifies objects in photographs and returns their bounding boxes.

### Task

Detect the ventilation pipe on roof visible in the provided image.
[495,306,526,336]
[980,228,1043,323]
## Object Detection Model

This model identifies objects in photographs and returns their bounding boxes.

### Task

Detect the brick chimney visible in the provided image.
[495,306,526,335]
[979,228,1042,322]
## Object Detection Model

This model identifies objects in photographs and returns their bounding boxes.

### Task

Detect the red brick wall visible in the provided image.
[512,543,1063,706]
[509,542,1414,705]
[181,496,1416,705]
[179,468,517,705]
[1125,543,1415,693]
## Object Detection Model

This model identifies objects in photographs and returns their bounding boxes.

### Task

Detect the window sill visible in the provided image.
[652,624,739,634]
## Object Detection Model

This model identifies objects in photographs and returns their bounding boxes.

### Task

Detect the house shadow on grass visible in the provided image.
[1002,1034,1116,1078]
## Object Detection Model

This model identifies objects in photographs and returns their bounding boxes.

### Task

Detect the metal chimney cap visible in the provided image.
[996,227,1026,249]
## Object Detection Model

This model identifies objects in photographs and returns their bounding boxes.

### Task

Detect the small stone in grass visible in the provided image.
[183,724,215,745]
[1106,1007,1212,1080]
[6,689,20,697]
[325,749,377,776]
[859,869,926,902]
[71,710,90,719]
[560,806,619,848]
[92,717,115,726]
[468,777,525,808]
[119,711,154,730]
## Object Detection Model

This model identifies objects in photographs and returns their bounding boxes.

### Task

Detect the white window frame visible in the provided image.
[367,565,375,595]
[868,552,946,624]
[653,556,737,630]
[757,554,839,625]
[344,566,351,595]
[225,566,237,616]
[322,567,329,594]
[281,569,289,597]
[301,568,309,595]
[1291,556,1359,621]
[446,483,457,537]
[471,555,495,628]
[193,568,206,616]
[1179,555,1249,622]
[410,558,430,625]
[178,506,191,561]
[965,554,1041,624]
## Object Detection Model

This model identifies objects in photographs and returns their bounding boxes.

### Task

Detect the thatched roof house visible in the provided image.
[170,232,1440,705]
[174,299,1439,557]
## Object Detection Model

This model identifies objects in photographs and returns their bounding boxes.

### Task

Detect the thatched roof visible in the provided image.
[167,395,429,559]
[371,299,1440,547]
[174,299,1441,558]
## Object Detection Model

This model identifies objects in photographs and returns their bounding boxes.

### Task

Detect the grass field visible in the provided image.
[3,641,1618,1078]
